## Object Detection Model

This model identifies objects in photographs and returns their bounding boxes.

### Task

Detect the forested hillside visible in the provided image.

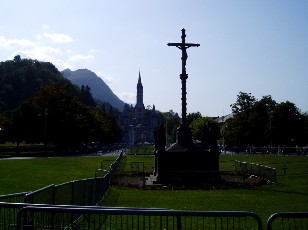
[62,69,125,111]
[0,56,121,151]
[0,55,71,112]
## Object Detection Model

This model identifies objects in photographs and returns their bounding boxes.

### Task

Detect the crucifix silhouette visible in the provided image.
[168,28,200,147]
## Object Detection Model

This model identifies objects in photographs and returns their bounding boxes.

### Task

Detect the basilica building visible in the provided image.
[120,72,158,145]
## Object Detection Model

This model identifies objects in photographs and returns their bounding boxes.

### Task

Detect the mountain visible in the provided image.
[62,69,125,111]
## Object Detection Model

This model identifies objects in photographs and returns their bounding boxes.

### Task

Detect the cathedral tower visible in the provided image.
[135,71,145,123]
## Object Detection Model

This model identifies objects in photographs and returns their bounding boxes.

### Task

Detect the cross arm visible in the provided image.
[167,42,200,47]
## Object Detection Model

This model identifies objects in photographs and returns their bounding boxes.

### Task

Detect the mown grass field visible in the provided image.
[105,154,308,225]
[0,156,116,195]
[0,154,307,225]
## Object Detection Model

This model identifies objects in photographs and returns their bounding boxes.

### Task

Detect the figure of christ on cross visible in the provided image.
[167,28,200,126]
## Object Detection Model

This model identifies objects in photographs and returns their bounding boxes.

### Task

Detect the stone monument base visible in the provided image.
[153,142,220,185]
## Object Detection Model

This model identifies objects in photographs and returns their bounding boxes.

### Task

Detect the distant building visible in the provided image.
[120,71,158,144]
[215,114,233,127]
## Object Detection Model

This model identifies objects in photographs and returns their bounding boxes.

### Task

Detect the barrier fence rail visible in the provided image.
[16,206,263,230]
[234,160,277,183]
[0,153,123,229]
[23,153,123,206]
[267,212,308,230]
[1,202,308,230]
[0,192,29,203]
[229,146,308,155]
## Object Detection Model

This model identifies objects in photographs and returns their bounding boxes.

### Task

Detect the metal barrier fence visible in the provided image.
[0,202,26,229]
[0,153,123,229]
[23,153,123,206]
[0,176,112,229]
[235,160,277,183]
[267,212,308,230]
[2,202,308,230]
[16,206,263,230]
[0,192,28,203]
[23,174,111,206]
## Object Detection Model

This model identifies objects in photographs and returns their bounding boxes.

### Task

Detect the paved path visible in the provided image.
[0,150,124,160]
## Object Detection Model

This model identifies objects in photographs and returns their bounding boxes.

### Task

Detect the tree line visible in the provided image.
[176,93,308,151]
[0,56,121,152]
[1,56,306,153]
[223,92,308,150]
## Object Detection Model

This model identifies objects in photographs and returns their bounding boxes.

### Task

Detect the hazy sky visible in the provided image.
[1,1,307,116]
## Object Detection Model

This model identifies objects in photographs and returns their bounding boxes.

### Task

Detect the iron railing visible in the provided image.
[16,206,263,230]
[235,160,277,183]
[267,212,308,230]
[0,154,124,229]
[0,192,29,203]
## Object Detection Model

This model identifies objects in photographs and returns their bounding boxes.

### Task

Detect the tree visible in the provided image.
[248,95,277,146]
[190,116,215,141]
[272,101,305,146]
[161,110,180,143]
[224,92,307,149]
[187,112,202,125]
[230,92,256,115]
[226,92,256,147]
[80,85,96,107]
[0,56,70,112]
[4,83,121,151]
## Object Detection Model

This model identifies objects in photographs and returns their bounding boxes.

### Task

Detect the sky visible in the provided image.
[0,1,307,117]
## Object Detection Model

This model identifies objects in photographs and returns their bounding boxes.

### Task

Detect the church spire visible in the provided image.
[136,70,144,107]
[138,70,141,84]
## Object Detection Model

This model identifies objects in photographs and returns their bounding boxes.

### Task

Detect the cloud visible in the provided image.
[69,54,94,62]
[42,24,50,30]
[96,72,114,84]
[9,46,73,70]
[0,35,36,49]
[0,28,95,71]
[42,32,73,43]
[118,91,135,104]
[14,46,62,58]
[90,49,100,53]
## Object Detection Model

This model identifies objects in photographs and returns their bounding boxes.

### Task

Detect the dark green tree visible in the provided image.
[187,112,202,125]
[230,92,256,115]
[80,85,96,107]
[272,101,305,146]
[226,92,257,147]
[190,116,215,141]
[224,92,307,149]
[0,56,70,112]
[4,83,121,151]
[161,110,180,143]
[248,95,277,146]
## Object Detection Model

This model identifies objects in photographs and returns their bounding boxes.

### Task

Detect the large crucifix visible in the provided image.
[167,29,200,124]
[167,28,200,127]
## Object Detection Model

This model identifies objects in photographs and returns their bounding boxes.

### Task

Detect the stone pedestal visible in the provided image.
[153,122,220,185]
[154,143,220,185]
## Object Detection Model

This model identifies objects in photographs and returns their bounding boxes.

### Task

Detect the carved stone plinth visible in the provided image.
[154,144,220,185]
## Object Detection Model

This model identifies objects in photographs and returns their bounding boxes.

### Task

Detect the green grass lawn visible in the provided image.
[104,155,308,225]
[0,154,307,226]
[0,156,116,195]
